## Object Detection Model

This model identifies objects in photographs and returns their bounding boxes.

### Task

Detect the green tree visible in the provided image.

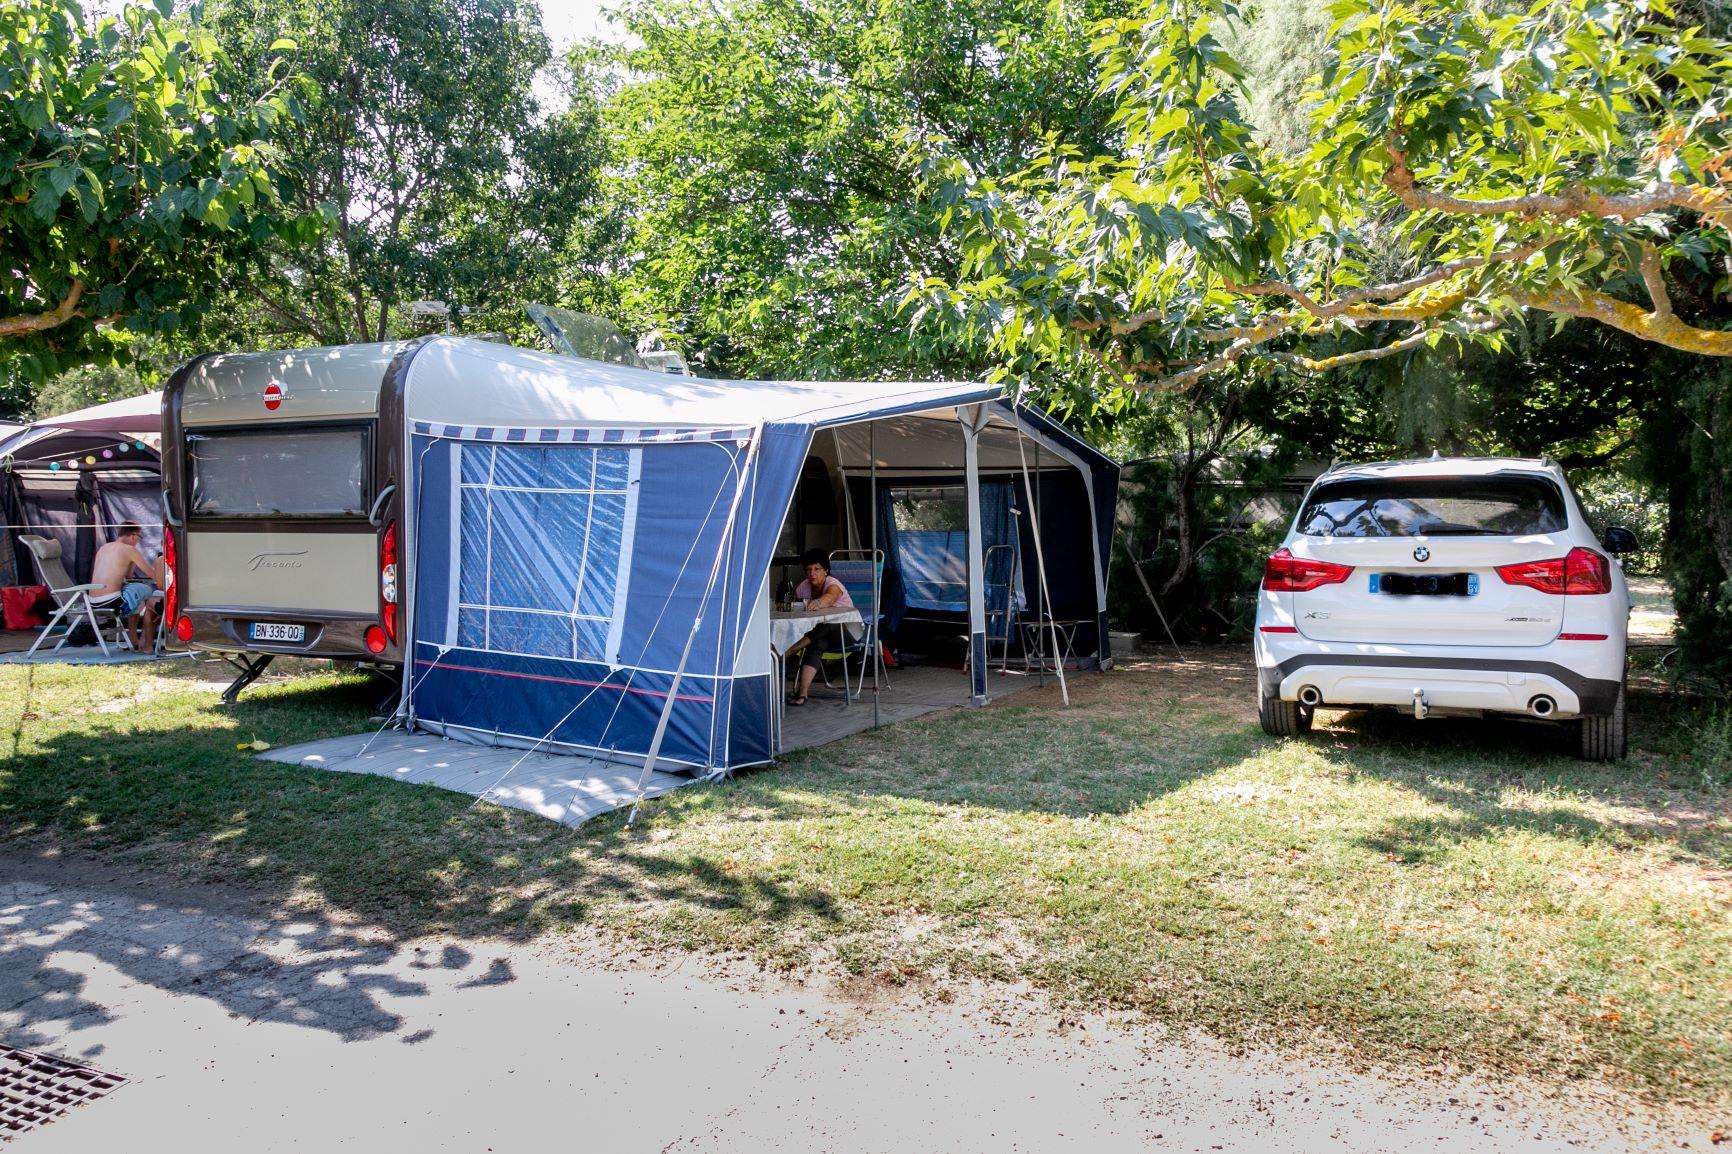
[202,0,613,346]
[918,0,1732,390]
[29,361,150,420]
[912,0,1732,663]
[0,0,303,379]
[599,0,1126,378]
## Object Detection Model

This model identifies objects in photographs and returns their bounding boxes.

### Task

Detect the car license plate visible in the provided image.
[249,622,306,643]
[1370,572,1478,596]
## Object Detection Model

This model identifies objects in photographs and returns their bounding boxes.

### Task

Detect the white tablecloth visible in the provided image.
[770,608,862,656]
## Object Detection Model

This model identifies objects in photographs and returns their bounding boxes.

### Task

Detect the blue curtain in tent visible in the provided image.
[900,530,967,612]
[872,485,907,634]
[892,481,1017,618]
[979,482,1019,642]
[407,427,807,773]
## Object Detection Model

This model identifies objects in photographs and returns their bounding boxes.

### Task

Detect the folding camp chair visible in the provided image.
[824,550,889,700]
[20,534,128,657]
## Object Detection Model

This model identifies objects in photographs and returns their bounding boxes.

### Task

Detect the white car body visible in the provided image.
[1253,458,1631,754]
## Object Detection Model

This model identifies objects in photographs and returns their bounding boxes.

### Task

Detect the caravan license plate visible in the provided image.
[249,622,305,643]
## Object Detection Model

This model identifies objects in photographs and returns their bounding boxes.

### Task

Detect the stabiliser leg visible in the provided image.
[220,654,276,704]
[369,665,403,719]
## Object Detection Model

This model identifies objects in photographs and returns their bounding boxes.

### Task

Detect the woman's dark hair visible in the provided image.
[800,548,831,572]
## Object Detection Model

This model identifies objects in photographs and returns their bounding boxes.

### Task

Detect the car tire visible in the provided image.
[1258,683,1313,737]
[1578,680,1627,762]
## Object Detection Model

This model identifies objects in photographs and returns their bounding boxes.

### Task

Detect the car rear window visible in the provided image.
[189,426,369,518]
[1297,475,1568,537]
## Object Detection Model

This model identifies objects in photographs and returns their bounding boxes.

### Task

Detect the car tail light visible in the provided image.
[1495,547,1612,595]
[1262,547,1354,592]
[163,524,178,623]
[364,624,388,654]
[174,615,193,643]
[380,520,398,644]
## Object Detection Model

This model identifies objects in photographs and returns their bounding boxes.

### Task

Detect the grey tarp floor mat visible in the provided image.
[261,666,1048,827]
[257,731,699,828]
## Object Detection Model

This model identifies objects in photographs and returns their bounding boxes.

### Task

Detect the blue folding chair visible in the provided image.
[825,550,889,700]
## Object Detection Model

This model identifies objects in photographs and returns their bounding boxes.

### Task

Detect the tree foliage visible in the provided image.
[202,0,613,346]
[29,360,150,420]
[599,0,1126,378]
[0,0,303,379]
[918,0,1732,394]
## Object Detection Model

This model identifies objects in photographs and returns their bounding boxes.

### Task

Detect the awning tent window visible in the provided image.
[450,443,638,664]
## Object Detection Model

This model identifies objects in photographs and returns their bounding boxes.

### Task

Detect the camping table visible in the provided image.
[770,607,864,751]
[1021,618,1084,673]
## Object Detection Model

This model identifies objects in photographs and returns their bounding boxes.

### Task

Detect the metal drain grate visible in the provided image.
[0,1045,127,1140]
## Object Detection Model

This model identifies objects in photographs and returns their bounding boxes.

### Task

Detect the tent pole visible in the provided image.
[960,406,989,707]
[1016,415,1068,706]
[1034,436,1043,689]
[628,428,762,828]
[870,421,879,729]
[832,428,859,551]
[1120,534,1186,661]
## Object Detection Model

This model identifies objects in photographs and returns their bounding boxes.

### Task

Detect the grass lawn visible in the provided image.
[1,647,1728,1108]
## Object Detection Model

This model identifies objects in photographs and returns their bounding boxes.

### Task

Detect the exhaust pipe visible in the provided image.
[1529,695,1555,718]
[1297,686,1322,707]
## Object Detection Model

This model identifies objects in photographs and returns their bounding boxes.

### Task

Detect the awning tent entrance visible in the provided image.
[395,338,1117,780]
[0,396,163,589]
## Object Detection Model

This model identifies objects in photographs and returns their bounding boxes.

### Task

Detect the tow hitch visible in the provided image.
[1412,688,1429,720]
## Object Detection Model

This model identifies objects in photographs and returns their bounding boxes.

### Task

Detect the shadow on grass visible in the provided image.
[2,654,1721,1052]
[1306,686,1729,868]
[0,670,856,1045]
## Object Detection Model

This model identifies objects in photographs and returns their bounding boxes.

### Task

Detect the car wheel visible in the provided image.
[1258,682,1313,737]
[1578,680,1628,762]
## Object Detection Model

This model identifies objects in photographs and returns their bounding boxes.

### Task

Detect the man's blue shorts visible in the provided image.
[120,581,156,616]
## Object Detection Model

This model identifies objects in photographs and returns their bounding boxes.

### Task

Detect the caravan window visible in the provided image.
[189,426,370,518]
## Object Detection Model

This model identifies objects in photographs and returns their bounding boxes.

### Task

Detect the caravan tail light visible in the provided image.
[1262,548,1354,592]
[163,524,179,623]
[379,519,398,644]
[1496,547,1612,595]
[174,616,194,643]
[364,625,388,654]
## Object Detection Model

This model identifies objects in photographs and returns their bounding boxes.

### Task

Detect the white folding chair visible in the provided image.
[20,535,127,657]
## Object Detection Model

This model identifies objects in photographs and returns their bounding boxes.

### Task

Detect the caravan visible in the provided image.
[161,334,1119,777]
[160,344,411,699]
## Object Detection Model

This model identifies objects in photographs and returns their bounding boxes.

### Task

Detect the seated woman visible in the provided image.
[784,549,854,706]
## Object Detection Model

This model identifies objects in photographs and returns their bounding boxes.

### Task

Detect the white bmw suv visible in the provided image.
[1254,457,1636,760]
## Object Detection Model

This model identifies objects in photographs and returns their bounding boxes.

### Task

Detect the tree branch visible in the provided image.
[1384,133,1732,225]
[1555,433,1639,470]
[1139,337,1255,390]
[0,280,87,338]
[1638,243,1672,322]
[1514,287,1732,355]
[1269,317,1497,372]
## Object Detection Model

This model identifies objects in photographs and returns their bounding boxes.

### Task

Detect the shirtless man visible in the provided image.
[91,522,164,651]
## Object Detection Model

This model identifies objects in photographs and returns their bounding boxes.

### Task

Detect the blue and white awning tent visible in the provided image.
[395,337,1118,779]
